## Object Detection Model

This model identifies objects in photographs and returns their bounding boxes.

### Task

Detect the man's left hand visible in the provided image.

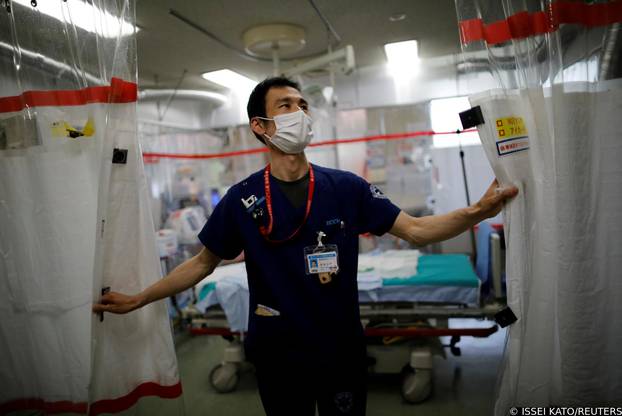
[474,179,519,219]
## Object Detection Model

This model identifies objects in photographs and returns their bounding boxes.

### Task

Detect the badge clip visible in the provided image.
[317,231,326,247]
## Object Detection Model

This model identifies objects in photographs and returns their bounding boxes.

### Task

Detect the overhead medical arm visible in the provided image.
[389,180,518,246]
[93,247,221,314]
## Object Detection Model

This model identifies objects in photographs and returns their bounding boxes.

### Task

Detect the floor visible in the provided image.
[133,318,507,416]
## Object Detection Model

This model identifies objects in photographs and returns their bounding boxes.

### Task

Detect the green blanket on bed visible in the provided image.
[381,254,479,288]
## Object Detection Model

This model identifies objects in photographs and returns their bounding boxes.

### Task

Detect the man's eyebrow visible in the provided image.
[272,96,308,108]
[275,97,294,104]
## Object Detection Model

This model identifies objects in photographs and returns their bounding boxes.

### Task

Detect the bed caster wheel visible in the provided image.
[209,363,239,393]
[401,368,432,403]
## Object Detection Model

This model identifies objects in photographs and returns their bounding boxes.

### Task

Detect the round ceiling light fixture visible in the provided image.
[243,23,306,58]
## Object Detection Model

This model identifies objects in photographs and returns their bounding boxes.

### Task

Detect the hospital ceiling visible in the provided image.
[136,0,461,91]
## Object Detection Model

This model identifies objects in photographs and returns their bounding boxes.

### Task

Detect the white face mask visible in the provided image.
[258,109,313,154]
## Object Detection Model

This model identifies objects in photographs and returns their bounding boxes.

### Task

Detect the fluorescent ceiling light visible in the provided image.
[139,89,228,106]
[201,69,255,90]
[384,39,420,78]
[13,0,136,38]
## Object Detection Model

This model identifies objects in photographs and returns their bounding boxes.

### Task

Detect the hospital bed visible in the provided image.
[183,242,506,403]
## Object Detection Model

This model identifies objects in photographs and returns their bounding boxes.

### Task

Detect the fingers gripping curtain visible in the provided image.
[0,1,181,414]
[455,0,622,412]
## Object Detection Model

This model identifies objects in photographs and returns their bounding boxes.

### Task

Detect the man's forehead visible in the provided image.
[265,86,304,104]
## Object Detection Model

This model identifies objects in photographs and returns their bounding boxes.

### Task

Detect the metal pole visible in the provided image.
[459,140,477,259]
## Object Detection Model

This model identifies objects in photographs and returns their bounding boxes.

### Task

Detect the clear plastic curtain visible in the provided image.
[454,0,622,412]
[139,125,229,228]
[0,1,181,414]
[139,123,268,229]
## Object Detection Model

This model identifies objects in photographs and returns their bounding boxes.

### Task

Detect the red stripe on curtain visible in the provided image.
[459,0,622,45]
[89,381,183,415]
[0,77,138,113]
[0,381,182,415]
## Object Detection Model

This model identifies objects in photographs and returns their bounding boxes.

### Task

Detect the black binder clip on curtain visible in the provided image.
[494,307,518,328]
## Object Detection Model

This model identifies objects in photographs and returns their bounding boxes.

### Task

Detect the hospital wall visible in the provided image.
[204,87,255,129]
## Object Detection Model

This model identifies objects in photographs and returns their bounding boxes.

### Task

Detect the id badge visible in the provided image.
[304,231,339,284]
[304,244,339,274]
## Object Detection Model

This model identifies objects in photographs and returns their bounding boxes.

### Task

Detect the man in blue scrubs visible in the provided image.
[94,77,518,415]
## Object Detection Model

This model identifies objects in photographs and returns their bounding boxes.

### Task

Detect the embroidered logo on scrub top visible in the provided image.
[334,391,354,413]
[370,184,387,199]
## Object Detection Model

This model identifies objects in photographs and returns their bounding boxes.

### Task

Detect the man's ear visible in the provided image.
[250,117,266,137]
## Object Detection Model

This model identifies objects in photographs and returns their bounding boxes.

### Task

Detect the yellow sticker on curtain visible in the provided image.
[50,117,96,139]
[495,117,527,140]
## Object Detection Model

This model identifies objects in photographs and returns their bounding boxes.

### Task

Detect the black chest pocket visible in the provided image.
[325,218,347,241]
[309,214,350,248]
[309,191,350,245]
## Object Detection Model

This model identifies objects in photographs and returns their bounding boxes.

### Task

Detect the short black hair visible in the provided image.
[247,76,301,144]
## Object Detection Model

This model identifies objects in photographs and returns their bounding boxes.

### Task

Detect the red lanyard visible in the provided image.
[259,163,315,243]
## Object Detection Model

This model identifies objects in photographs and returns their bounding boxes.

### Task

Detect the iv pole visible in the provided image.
[457,131,477,259]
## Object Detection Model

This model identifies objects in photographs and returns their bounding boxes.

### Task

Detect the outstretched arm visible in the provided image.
[93,247,221,314]
[389,180,518,246]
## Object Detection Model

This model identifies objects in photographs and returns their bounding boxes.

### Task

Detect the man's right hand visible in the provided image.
[93,292,144,315]
[91,247,221,316]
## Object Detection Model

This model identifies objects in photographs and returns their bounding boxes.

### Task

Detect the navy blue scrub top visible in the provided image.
[198,164,401,367]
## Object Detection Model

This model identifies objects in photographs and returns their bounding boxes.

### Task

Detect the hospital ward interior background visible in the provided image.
[1,0,621,415]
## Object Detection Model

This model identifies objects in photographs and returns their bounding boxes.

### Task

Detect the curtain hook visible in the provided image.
[30,0,37,7]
